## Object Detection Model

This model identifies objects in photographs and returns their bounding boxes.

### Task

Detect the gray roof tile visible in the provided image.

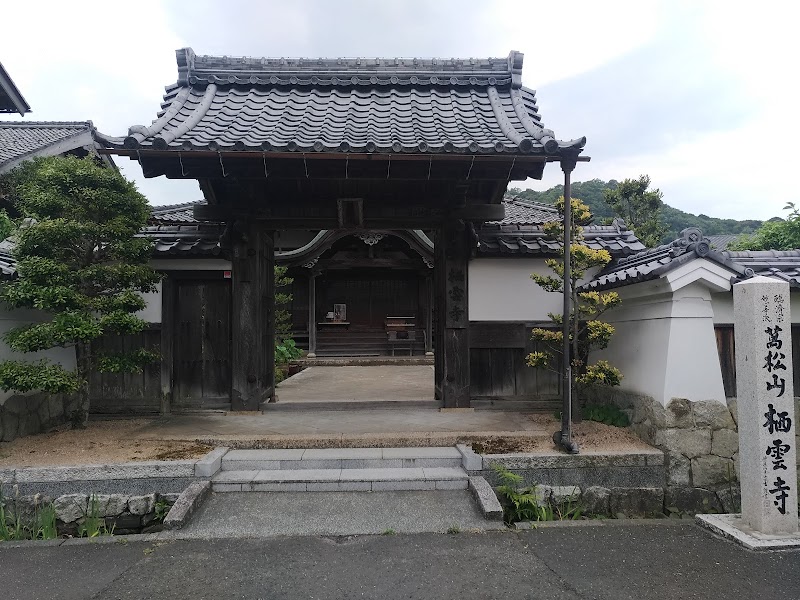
[0,121,96,172]
[104,48,585,157]
[493,197,560,225]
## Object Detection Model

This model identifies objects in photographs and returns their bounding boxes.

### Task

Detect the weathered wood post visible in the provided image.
[734,276,798,535]
[437,220,471,408]
[231,222,275,411]
[307,270,317,358]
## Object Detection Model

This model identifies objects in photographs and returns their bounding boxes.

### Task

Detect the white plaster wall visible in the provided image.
[595,281,727,406]
[713,290,800,324]
[137,281,162,324]
[0,308,76,405]
[470,258,593,322]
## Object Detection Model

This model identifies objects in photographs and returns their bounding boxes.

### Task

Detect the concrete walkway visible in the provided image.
[178,490,504,538]
[276,365,434,403]
[3,523,799,600]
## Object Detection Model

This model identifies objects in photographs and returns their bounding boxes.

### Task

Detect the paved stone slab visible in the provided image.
[422,467,469,480]
[468,476,503,520]
[194,447,228,477]
[223,449,305,461]
[252,469,342,482]
[382,447,462,459]
[302,448,383,459]
[176,490,503,538]
[213,470,258,483]
[338,467,426,481]
[697,513,800,550]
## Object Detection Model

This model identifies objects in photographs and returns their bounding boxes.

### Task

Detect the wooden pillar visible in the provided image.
[436,221,471,408]
[308,271,317,357]
[159,275,174,415]
[231,223,274,411]
[425,274,433,354]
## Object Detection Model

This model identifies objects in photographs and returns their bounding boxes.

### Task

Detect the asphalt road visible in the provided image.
[2,522,799,600]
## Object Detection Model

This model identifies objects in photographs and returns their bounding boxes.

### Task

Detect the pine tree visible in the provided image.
[526,197,623,411]
[0,156,160,427]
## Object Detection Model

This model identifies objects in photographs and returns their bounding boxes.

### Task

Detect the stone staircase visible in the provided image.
[211,446,470,492]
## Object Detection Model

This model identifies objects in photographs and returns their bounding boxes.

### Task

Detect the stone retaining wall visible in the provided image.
[475,449,667,517]
[0,393,79,442]
[585,387,800,514]
[1,491,179,535]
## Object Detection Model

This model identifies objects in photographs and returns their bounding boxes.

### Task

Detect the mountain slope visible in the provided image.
[509,179,763,242]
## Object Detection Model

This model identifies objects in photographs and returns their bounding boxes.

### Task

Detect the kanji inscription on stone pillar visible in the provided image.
[734,276,799,535]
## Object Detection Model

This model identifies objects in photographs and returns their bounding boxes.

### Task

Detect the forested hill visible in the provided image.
[509,179,764,242]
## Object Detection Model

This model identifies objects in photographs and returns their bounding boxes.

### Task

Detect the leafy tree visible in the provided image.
[274,265,303,382]
[0,156,160,427]
[601,175,666,247]
[727,203,800,251]
[526,197,623,415]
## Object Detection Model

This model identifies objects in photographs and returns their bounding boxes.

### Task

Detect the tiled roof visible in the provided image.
[101,48,585,157]
[479,206,644,258]
[724,250,800,287]
[140,222,224,256]
[493,197,560,225]
[706,234,743,251]
[581,228,767,291]
[0,121,97,173]
[149,201,205,224]
[0,63,30,115]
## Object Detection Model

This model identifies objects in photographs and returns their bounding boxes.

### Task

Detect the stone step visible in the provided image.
[262,400,440,412]
[212,466,469,492]
[221,446,463,471]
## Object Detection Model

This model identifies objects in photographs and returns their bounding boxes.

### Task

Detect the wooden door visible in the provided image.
[174,280,232,409]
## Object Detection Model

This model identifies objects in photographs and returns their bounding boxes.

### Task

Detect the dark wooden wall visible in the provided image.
[89,326,162,414]
[714,324,800,398]
[172,279,232,410]
[469,321,561,406]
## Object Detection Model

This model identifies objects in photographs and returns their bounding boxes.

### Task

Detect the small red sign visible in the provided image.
[223,270,232,279]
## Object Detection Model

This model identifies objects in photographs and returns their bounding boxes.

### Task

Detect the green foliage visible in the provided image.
[602,175,666,247]
[0,156,160,426]
[526,196,622,395]
[728,202,800,250]
[153,498,171,523]
[0,491,59,542]
[493,464,551,524]
[581,403,630,427]
[0,210,12,241]
[274,265,304,383]
[509,179,762,244]
[446,524,461,534]
[78,494,114,538]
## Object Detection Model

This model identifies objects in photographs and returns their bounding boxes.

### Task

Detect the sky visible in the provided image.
[1,0,797,221]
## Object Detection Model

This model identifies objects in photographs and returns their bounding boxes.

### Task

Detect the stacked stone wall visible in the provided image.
[0,393,79,442]
[0,491,178,535]
[586,387,800,514]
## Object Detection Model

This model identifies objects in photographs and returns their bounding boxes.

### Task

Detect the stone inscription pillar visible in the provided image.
[436,221,471,408]
[734,276,798,535]
[231,223,275,411]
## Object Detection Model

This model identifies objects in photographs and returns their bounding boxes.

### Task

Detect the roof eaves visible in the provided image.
[0,63,30,116]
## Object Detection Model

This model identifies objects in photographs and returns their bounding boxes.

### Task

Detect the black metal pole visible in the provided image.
[556,158,579,454]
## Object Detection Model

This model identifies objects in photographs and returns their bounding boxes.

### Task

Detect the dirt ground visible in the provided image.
[0,412,653,468]
[0,420,211,467]
[471,414,652,454]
